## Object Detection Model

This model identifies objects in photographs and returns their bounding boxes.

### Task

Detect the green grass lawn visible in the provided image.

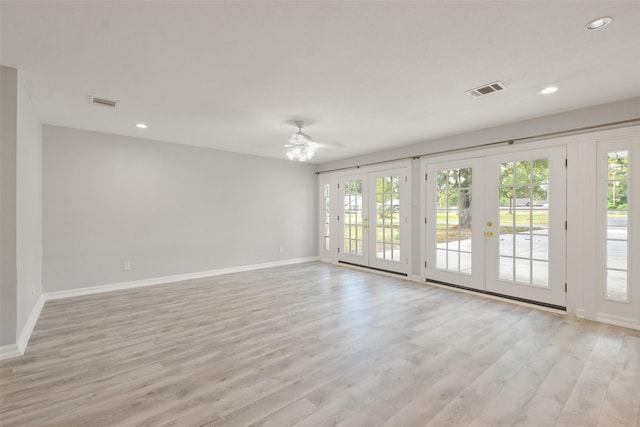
[436,210,549,225]
[343,212,401,244]
[342,210,551,245]
[435,210,548,243]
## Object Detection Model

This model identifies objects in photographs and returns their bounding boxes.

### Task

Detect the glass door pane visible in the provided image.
[497,159,550,287]
[323,183,331,252]
[436,167,473,274]
[369,168,409,274]
[339,175,369,266]
[486,146,566,308]
[343,179,364,256]
[375,175,400,262]
[426,159,484,290]
[605,150,629,302]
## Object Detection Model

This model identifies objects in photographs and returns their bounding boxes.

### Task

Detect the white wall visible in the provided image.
[42,126,318,292]
[0,66,43,354]
[16,73,43,336]
[1,66,18,347]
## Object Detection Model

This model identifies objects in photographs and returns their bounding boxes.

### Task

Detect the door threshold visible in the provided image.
[425,278,566,312]
[338,261,408,277]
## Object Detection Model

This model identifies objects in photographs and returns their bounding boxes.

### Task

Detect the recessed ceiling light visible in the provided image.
[539,86,558,95]
[586,16,612,30]
[135,123,148,129]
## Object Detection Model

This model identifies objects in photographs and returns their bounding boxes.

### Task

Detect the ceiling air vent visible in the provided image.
[89,96,119,108]
[465,81,507,98]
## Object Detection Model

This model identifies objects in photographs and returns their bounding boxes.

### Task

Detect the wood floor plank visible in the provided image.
[555,325,625,427]
[250,397,317,427]
[1,262,638,426]
[334,397,398,427]
[596,332,640,427]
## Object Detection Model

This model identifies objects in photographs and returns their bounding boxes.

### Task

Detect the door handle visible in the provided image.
[486,231,493,237]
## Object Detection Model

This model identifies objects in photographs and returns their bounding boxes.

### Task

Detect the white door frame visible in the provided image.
[422,146,567,308]
[320,160,412,275]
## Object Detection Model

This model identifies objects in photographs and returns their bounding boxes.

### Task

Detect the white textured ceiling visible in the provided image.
[2,1,640,163]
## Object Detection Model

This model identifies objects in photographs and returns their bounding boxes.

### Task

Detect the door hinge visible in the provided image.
[425,173,428,181]
[565,158,568,168]
[565,283,567,293]
[337,247,340,253]
[405,176,408,183]
[337,183,340,189]
[425,217,427,224]
[425,261,427,268]
[565,221,568,230]
[337,215,340,221]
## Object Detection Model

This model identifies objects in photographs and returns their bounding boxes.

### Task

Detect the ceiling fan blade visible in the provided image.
[307,141,334,149]
[284,142,319,149]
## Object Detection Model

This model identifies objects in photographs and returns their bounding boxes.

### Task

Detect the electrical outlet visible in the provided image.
[123,261,132,271]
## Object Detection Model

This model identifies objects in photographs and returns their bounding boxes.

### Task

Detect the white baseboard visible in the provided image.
[46,256,320,300]
[595,312,640,330]
[409,274,423,283]
[574,308,587,319]
[0,294,45,361]
[0,344,21,360]
[17,294,45,353]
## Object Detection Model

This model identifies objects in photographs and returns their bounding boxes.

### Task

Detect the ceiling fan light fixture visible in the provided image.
[284,120,316,162]
[302,148,315,161]
[286,148,297,161]
[286,145,315,162]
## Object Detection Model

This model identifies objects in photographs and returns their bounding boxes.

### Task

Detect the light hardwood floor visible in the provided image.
[1,262,639,427]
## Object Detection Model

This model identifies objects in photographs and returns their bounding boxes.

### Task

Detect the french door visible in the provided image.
[339,168,409,274]
[425,146,567,308]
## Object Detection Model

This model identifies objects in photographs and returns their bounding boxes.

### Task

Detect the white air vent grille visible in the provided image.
[466,81,507,98]
[89,96,119,108]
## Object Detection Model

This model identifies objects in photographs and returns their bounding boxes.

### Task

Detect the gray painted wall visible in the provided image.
[1,66,18,346]
[16,73,43,335]
[42,126,318,292]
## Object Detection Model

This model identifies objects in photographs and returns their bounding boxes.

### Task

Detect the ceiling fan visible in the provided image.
[284,120,318,162]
